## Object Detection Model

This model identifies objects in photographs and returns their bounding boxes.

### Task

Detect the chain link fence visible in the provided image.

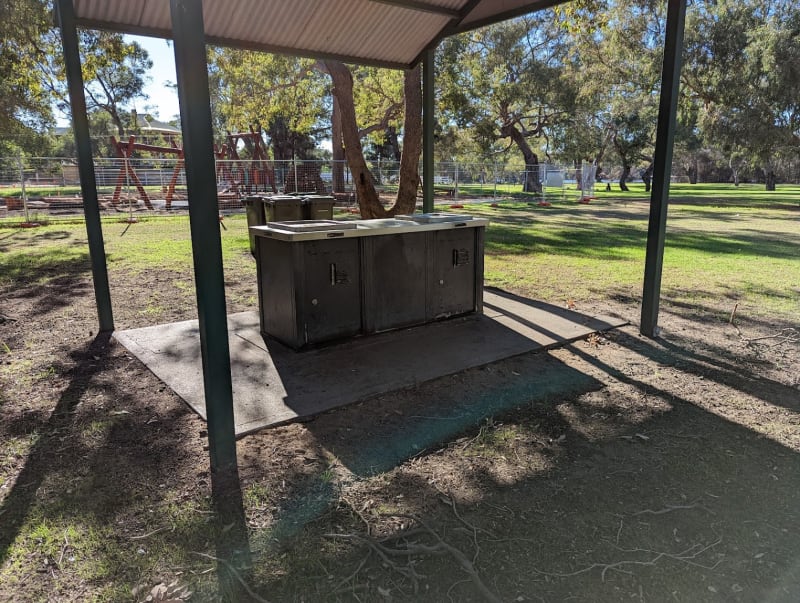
[0,156,603,220]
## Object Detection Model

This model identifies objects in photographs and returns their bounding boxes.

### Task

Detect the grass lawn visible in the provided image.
[472,186,799,323]
[1,184,798,325]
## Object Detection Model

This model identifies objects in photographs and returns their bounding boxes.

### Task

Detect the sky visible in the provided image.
[54,34,179,127]
[130,35,180,122]
[64,34,333,149]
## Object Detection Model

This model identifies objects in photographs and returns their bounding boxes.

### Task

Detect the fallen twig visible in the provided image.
[737,326,799,348]
[610,538,724,572]
[631,500,714,516]
[326,513,503,602]
[331,553,370,592]
[57,530,70,567]
[433,486,496,563]
[531,537,723,582]
[413,518,502,603]
[744,327,797,343]
[325,532,428,591]
[129,525,174,540]
[191,552,269,603]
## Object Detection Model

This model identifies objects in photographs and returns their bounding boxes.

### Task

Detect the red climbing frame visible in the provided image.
[110,136,186,210]
[214,126,277,196]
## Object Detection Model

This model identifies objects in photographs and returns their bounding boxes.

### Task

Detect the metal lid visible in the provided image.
[264,195,303,204]
[266,220,356,232]
[396,213,473,223]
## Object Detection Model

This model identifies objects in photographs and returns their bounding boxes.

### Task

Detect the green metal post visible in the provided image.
[55,0,114,332]
[422,48,435,213]
[640,0,687,337]
[169,0,238,475]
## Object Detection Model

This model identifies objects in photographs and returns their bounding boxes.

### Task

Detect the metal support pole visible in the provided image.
[169,0,238,476]
[55,0,114,332]
[640,0,687,337]
[422,48,435,213]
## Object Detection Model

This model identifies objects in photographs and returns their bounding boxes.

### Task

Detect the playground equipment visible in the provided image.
[214,127,277,196]
[110,135,186,210]
[283,161,327,194]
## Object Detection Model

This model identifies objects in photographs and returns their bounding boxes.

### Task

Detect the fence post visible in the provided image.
[493,162,497,200]
[18,152,30,223]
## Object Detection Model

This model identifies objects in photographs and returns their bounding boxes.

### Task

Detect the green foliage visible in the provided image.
[438,14,576,164]
[350,66,405,144]
[207,48,328,157]
[3,0,799,187]
[41,30,152,137]
[683,0,800,185]
[0,0,54,152]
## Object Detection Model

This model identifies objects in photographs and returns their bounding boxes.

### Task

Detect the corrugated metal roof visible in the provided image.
[71,0,565,68]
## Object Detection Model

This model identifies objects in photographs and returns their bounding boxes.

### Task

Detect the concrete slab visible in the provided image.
[113,289,626,435]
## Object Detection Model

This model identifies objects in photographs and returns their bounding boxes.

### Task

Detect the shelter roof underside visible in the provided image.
[72,0,567,68]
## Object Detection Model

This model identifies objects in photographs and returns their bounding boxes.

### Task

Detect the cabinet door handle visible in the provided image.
[330,263,336,285]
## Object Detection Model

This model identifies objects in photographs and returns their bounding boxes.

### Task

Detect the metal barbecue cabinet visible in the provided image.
[252,214,488,349]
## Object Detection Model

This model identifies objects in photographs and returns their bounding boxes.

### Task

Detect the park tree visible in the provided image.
[207,49,420,215]
[684,0,800,190]
[324,60,421,218]
[671,93,705,184]
[207,49,328,160]
[438,14,575,194]
[0,0,54,154]
[80,32,152,137]
[327,63,408,196]
[40,30,152,138]
[563,0,665,191]
[549,2,612,175]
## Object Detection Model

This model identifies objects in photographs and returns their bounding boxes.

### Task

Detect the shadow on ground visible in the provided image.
[2,314,798,602]
[234,325,800,602]
[0,334,251,600]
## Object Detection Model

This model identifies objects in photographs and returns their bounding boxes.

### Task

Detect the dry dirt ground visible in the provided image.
[1,219,799,602]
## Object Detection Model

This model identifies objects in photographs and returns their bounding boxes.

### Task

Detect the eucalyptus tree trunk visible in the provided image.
[619,161,631,192]
[642,162,654,193]
[765,169,776,191]
[392,64,422,216]
[325,60,422,218]
[325,60,381,216]
[688,157,698,184]
[730,156,739,186]
[331,96,346,194]
[500,123,541,194]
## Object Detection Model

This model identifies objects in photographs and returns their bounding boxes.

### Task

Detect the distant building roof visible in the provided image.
[135,114,181,135]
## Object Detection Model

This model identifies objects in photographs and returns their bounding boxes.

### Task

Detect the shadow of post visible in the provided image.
[0,330,254,601]
[209,466,254,601]
[0,333,112,564]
